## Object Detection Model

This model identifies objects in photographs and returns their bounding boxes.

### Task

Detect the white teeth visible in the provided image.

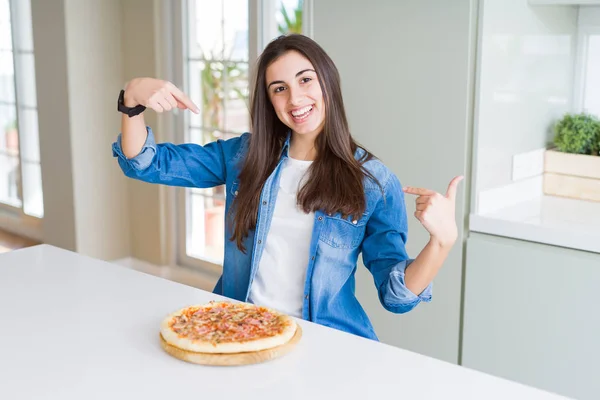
[291,105,313,117]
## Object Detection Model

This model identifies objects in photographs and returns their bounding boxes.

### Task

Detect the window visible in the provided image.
[0,0,43,220]
[578,31,600,116]
[180,0,307,268]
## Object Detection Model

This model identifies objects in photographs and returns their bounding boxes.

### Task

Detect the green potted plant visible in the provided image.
[543,113,600,202]
[553,113,600,155]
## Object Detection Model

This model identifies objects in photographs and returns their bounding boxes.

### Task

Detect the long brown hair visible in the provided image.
[231,34,377,252]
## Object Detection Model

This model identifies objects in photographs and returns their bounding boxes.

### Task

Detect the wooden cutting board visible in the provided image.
[159,325,303,366]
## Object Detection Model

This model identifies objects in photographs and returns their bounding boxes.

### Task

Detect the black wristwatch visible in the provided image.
[117,89,146,117]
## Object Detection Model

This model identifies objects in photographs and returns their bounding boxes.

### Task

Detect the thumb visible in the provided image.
[445,175,464,200]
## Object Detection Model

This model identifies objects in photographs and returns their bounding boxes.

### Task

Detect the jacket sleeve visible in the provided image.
[112,126,246,188]
[361,172,432,314]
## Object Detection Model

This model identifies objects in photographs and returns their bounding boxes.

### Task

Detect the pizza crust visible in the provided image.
[160,302,297,354]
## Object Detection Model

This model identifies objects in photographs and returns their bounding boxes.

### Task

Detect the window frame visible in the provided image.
[573,25,600,114]
[0,0,42,241]
[172,0,313,274]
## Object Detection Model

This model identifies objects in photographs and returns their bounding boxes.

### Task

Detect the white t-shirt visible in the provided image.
[248,157,314,317]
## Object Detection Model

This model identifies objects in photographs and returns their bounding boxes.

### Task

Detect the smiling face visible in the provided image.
[265,50,325,140]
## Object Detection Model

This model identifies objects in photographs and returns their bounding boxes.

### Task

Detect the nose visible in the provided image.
[288,86,305,107]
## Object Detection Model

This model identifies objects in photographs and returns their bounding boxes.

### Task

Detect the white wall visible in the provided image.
[578,5,600,25]
[314,0,476,363]
[28,0,175,265]
[31,0,130,260]
[31,0,77,252]
[64,0,130,259]
[121,0,167,266]
[474,0,577,196]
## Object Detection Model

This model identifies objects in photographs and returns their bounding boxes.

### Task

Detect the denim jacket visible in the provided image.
[112,127,432,341]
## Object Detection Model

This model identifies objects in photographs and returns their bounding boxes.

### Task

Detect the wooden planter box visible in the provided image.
[543,149,600,202]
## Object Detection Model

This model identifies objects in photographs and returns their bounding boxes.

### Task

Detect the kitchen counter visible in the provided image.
[0,245,569,399]
[471,195,600,254]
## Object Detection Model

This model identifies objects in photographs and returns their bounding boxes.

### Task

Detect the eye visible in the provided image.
[300,77,312,84]
[273,86,286,93]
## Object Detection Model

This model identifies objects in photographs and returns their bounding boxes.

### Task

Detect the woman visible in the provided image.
[113,34,462,341]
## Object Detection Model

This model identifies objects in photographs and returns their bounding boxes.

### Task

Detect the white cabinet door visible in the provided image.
[463,232,600,400]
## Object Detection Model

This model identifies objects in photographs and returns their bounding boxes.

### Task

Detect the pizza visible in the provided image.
[159,301,298,354]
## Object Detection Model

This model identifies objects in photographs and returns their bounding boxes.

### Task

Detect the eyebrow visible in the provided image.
[267,69,316,89]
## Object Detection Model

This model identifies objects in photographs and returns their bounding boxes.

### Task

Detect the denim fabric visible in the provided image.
[112,127,432,340]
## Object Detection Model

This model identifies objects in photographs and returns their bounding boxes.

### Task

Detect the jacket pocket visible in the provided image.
[319,212,369,249]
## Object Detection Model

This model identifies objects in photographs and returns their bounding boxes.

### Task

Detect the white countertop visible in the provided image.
[0,245,569,400]
[471,195,600,254]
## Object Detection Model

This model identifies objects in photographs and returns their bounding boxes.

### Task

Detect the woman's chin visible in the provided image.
[291,122,324,137]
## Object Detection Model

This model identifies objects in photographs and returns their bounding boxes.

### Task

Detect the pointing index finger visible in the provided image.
[168,83,200,113]
[402,186,436,196]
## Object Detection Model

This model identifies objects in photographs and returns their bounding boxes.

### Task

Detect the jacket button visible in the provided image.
[305,294,309,300]
[318,216,323,221]
[234,190,238,196]
[352,220,358,224]
[258,240,262,244]
[262,201,267,205]
[311,256,315,261]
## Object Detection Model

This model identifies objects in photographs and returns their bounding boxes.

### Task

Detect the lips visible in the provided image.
[289,105,314,122]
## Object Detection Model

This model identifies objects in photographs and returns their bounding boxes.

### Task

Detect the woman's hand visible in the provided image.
[124,78,199,114]
[402,176,464,248]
